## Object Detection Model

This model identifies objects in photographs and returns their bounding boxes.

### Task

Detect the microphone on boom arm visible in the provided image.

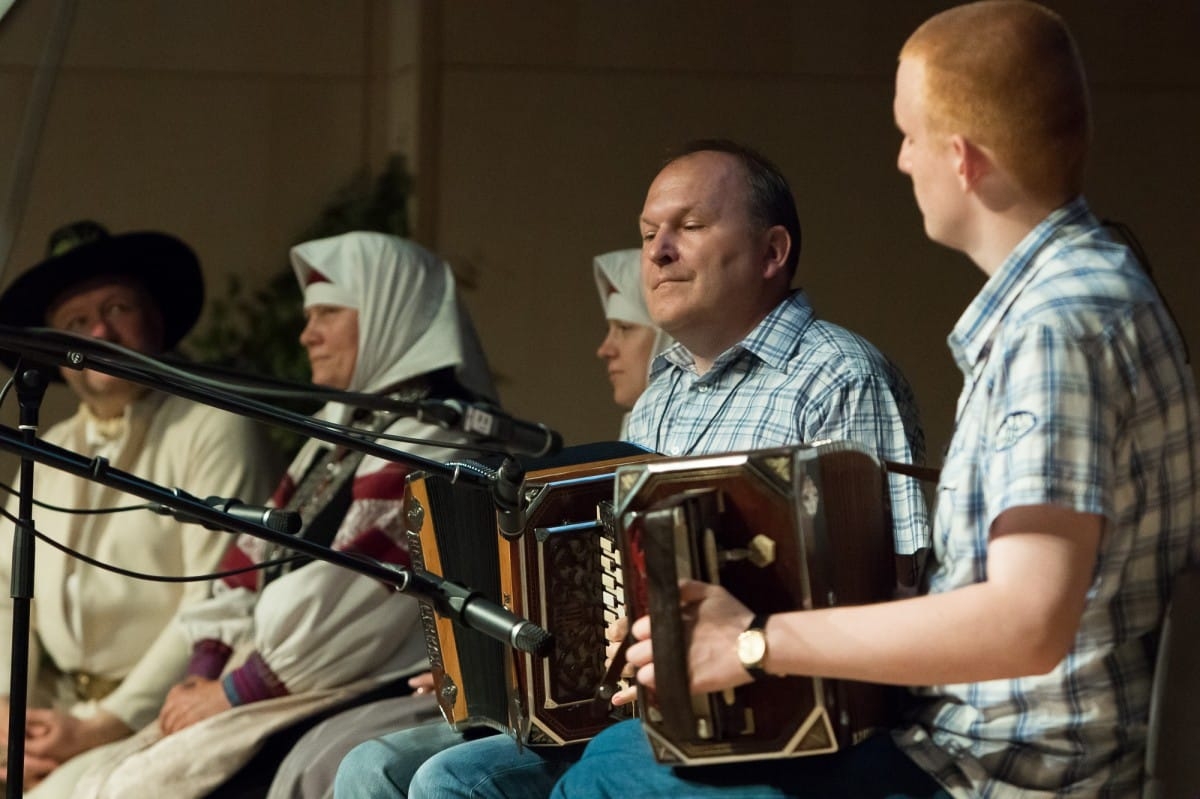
[416,399,562,459]
[151,490,302,535]
[415,400,563,539]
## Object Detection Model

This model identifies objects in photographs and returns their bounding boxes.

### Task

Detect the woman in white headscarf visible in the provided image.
[57,233,495,799]
[252,249,674,799]
[314,250,672,799]
[593,249,672,436]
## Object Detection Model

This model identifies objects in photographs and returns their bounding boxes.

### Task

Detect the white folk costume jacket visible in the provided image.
[68,233,496,799]
[0,392,278,729]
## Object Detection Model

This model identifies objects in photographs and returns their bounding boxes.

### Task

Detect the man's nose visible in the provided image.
[647,230,676,265]
[87,317,117,341]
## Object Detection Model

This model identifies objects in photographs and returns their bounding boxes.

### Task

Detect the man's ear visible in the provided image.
[952,134,992,191]
[761,225,792,281]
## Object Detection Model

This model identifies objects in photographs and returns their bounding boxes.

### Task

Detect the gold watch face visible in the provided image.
[736,628,767,669]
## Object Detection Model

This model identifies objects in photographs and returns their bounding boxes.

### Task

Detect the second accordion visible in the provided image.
[613,440,904,765]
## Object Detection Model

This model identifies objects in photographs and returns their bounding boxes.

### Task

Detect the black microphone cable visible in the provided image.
[0,479,154,515]
[0,505,305,584]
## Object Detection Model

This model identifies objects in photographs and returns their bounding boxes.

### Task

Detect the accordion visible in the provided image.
[405,442,655,745]
[613,440,903,765]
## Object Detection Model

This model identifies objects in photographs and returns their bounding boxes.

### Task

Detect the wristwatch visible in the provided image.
[735,612,771,680]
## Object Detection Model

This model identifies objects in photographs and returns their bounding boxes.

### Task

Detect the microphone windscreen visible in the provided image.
[515,624,554,656]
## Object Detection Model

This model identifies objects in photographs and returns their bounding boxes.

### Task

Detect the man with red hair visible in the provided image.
[551,3,1200,797]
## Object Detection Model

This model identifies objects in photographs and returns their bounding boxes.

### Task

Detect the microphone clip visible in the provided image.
[416,399,562,458]
[491,457,527,540]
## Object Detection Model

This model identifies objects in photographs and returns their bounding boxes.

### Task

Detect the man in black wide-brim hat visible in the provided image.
[0,221,203,414]
[0,221,277,793]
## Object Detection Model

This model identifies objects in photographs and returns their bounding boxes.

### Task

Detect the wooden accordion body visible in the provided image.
[613,440,901,765]
[405,443,654,745]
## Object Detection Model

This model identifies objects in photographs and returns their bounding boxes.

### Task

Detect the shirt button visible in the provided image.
[696,385,711,394]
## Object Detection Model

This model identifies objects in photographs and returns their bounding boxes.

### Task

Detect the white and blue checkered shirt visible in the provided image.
[897,197,1200,798]
[625,290,929,555]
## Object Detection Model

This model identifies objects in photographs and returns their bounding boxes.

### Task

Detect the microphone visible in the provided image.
[152,492,303,535]
[408,568,553,655]
[203,495,303,535]
[491,457,527,539]
[462,590,553,655]
[417,399,563,458]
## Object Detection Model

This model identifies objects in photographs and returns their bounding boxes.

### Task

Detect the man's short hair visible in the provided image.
[900,0,1091,205]
[666,139,802,278]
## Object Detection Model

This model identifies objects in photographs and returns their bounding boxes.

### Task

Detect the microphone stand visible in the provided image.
[0,420,547,643]
[0,329,552,797]
[0,409,551,798]
[4,365,47,799]
[0,326,477,473]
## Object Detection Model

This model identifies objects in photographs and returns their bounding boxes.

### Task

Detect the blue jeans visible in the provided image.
[408,735,585,799]
[334,719,472,798]
[551,720,951,799]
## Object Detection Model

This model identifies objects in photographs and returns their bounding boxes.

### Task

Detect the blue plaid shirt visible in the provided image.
[897,197,1200,797]
[626,290,929,555]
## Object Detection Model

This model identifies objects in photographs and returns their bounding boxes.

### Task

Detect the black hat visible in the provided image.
[0,220,204,373]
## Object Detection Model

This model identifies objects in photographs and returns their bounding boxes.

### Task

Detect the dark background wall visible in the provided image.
[1,0,1197,476]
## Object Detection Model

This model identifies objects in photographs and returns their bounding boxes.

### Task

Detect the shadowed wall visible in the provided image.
[1,0,1196,477]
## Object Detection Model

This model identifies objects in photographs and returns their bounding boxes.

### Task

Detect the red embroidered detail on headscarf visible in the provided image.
[304,267,332,286]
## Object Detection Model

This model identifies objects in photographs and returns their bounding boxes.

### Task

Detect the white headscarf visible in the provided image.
[593,249,673,437]
[593,248,673,363]
[291,232,495,405]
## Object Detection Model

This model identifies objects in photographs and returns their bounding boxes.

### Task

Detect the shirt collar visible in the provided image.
[79,389,164,450]
[947,196,1093,375]
[647,291,815,380]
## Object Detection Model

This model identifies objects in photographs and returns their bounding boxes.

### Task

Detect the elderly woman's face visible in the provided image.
[299,304,359,390]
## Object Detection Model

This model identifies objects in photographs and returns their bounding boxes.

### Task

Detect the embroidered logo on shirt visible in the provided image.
[994,411,1038,450]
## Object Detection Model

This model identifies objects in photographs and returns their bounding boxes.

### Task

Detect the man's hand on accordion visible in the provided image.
[598,616,638,705]
[611,579,758,706]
